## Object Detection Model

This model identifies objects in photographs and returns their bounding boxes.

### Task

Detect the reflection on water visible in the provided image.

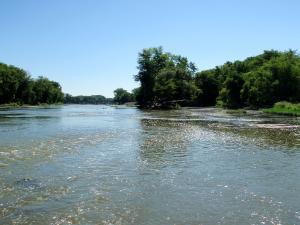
[0,105,300,224]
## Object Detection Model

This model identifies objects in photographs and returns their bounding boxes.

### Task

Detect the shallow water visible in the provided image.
[0,105,300,225]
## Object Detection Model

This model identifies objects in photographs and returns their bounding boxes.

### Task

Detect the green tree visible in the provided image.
[264,50,300,102]
[134,47,172,108]
[194,70,219,106]
[218,73,244,108]
[32,76,63,104]
[131,87,140,102]
[128,48,300,109]
[134,47,197,108]
[153,69,197,106]
[0,63,29,104]
[113,88,133,104]
[241,70,274,107]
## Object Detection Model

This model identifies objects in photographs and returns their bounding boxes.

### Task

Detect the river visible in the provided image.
[0,105,299,224]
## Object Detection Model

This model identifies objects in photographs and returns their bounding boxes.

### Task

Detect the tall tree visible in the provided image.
[134,47,171,108]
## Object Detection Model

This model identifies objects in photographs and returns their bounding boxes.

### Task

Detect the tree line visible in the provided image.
[112,88,140,104]
[2,48,300,109]
[0,62,64,105]
[118,47,300,109]
[64,94,113,104]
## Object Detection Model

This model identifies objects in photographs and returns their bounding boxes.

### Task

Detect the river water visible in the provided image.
[0,105,299,225]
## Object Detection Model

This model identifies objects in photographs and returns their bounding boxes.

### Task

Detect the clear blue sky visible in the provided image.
[0,0,299,97]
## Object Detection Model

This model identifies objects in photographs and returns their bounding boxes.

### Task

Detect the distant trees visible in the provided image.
[64,94,112,104]
[2,48,300,109]
[0,63,63,105]
[113,88,134,104]
[132,47,300,109]
[31,77,64,104]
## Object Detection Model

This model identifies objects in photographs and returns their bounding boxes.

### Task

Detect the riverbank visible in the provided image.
[2,101,300,118]
[0,103,63,109]
[263,102,300,116]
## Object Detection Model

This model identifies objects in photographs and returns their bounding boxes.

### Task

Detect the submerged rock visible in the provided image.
[15,178,41,190]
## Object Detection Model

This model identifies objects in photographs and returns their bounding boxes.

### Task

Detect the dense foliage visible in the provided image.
[0,62,64,105]
[64,94,113,104]
[2,48,300,109]
[133,48,300,109]
[113,88,134,104]
[134,47,198,108]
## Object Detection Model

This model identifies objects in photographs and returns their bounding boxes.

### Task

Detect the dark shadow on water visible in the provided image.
[15,178,42,191]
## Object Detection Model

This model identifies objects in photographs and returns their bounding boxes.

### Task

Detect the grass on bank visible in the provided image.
[263,101,300,116]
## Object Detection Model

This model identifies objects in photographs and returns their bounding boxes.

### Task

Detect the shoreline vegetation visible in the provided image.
[263,101,300,116]
[64,94,113,105]
[1,47,300,116]
[114,47,300,113]
[0,103,64,109]
[0,62,64,105]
